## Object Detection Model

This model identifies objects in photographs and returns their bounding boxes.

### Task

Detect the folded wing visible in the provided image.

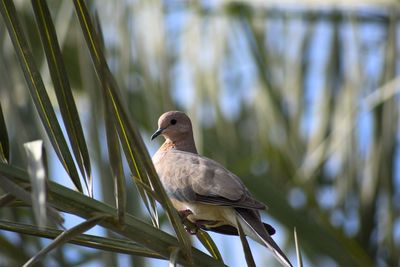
[154,150,265,210]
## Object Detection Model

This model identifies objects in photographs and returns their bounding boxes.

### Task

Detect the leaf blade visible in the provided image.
[169,247,180,267]
[31,0,92,196]
[0,219,163,259]
[196,230,224,263]
[23,213,110,267]
[103,84,126,225]
[0,0,83,193]
[0,100,9,163]
[236,217,256,267]
[294,227,303,267]
[24,140,47,228]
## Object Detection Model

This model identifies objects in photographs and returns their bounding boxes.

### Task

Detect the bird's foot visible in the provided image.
[178,209,193,219]
[183,224,199,235]
[178,209,199,235]
[182,220,215,235]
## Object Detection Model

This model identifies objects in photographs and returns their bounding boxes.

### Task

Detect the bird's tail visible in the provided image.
[236,208,293,267]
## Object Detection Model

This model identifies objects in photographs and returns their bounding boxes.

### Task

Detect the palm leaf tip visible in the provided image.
[294,227,303,267]
[0,101,9,163]
[24,140,48,228]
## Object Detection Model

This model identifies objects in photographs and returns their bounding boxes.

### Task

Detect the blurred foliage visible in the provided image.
[0,0,399,267]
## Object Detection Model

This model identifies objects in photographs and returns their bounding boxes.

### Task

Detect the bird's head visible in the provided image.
[151,111,193,142]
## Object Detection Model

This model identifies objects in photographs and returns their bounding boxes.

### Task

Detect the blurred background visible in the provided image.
[0,0,399,266]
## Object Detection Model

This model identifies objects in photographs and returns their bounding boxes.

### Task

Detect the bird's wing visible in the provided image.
[153,150,265,210]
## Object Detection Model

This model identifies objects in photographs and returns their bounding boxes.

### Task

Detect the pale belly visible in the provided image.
[170,198,236,228]
[171,198,266,246]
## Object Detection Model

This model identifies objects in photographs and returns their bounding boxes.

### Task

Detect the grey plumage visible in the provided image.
[154,150,265,210]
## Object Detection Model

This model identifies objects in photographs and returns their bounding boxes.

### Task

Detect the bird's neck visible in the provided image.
[160,135,198,154]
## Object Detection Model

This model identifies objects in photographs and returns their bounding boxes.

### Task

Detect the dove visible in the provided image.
[151,111,292,267]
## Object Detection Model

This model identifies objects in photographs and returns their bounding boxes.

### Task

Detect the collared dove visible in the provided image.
[151,111,292,267]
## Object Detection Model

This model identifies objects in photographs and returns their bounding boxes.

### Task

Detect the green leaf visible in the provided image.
[131,175,161,202]
[0,220,163,259]
[294,227,303,267]
[0,100,9,163]
[196,230,224,263]
[92,11,126,226]
[0,173,36,207]
[31,0,92,196]
[23,213,110,267]
[24,140,47,228]
[103,84,126,225]
[0,191,18,207]
[0,172,63,226]
[169,247,180,267]
[0,162,226,267]
[71,0,192,260]
[0,0,83,193]
[236,217,256,267]
[179,218,223,263]
[94,5,159,229]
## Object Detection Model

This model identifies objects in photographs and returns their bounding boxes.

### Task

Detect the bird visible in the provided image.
[151,111,293,267]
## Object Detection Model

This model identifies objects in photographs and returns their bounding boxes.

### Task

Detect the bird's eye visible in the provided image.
[170,119,177,125]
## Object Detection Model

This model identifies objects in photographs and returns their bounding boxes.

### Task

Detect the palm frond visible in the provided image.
[0,162,226,267]
[0,0,83,193]
[31,0,92,196]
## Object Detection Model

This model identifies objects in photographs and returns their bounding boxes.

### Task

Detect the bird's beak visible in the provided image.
[151,128,163,140]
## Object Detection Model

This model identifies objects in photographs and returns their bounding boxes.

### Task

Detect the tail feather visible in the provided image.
[236,208,293,267]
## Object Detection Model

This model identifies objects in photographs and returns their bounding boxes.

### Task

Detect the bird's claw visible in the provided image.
[178,210,218,235]
[178,209,193,219]
[183,224,199,235]
[178,209,200,235]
